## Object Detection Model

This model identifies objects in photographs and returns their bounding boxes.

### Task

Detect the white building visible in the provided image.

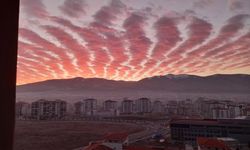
[195,99,241,119]
[212,107,229,119]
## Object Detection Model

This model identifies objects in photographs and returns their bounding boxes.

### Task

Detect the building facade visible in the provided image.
[74,98,97,116]
[75,101,84,115]
[152,100,164,113]
[121,99,134,114]
[134,98,151,114]
[84,98,97,116]
[16,101,31,119]
[103,100,117,111]
[31,99,67,120]
[170,119,250,146]
[196,99,242,119]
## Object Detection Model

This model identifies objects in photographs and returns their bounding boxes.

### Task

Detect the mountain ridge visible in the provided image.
[16,74,250,94]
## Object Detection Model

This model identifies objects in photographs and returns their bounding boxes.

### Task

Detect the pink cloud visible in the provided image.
[19,28,81,77]
[17,2,250,84]
[123,12,152,78]
[42,25,96,76]
[188,14,249,57]
[204,32,250,58]
[59,0,86,18]
[169,16,212,57]
[93,0,126,26]
[20,0,48,18]
[153,16,181,59]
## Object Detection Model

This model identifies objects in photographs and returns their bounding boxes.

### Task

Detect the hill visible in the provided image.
[17,74,250,93]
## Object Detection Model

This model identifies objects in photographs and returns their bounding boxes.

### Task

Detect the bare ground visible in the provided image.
[14,120,142,150]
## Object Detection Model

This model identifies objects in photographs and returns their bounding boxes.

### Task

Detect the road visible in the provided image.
[128,121,170,144]
[72,118,170,150]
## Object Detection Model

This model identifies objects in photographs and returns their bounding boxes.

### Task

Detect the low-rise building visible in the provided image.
[83,132,129,150]
[102,132,129,150]
[170,119,250,146]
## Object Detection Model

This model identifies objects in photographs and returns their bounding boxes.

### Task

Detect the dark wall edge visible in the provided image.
[0,1,19,150]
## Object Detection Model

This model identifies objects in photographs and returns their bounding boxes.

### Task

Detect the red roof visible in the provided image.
[104,132,129,141]
[84,143,112,150]
[197,137,231,150]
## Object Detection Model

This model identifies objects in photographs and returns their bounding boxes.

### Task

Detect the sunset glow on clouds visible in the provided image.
[17,0,250,85]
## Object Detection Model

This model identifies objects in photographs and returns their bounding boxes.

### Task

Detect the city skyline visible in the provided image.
[18,0,250,85]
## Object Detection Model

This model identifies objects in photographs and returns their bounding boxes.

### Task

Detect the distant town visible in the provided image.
[16,97,250,120]
[16,97,250,150]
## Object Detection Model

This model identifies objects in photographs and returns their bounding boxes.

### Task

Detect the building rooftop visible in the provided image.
[122,99,133,102]
[171,119,219,126]
[235,116,250,120]
[170,118,250,127]
[197,137,231,150]
[217,137,238,142]
[104,132,129,141]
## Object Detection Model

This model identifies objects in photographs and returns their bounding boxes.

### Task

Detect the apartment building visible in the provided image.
[74,98,97,116]
[31,99,67,120]
[103,100,118,111]
[16,101,31,119]
[121,99,134,114]
[134,98,151,114]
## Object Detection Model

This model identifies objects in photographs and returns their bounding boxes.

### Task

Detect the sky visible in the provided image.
[17,0,250,85]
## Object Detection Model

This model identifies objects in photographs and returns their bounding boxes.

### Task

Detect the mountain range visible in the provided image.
[17,74,250,94]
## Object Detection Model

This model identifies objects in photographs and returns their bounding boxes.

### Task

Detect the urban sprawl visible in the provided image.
[16,97,250,150]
